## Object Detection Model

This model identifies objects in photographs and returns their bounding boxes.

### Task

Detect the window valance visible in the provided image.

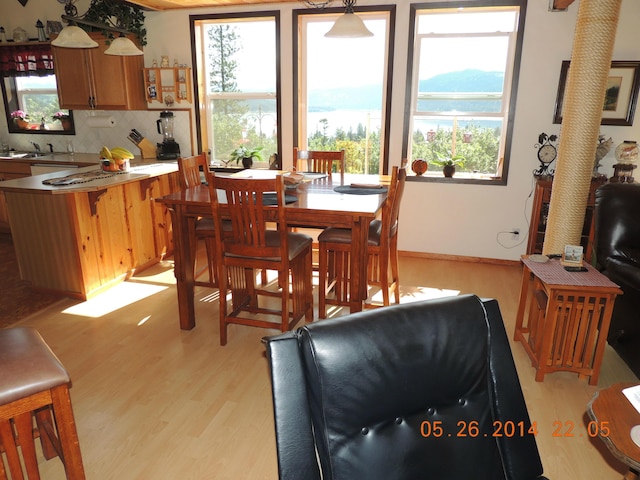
[0,43,54,77]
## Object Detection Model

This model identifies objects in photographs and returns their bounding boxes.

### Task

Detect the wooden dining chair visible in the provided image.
[318,164,407,318]
[177,154,219,288]
[208,173,314,345]
[294,148,345,177]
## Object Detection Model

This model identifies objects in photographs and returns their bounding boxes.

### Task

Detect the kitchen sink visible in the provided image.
[0,151,52,160]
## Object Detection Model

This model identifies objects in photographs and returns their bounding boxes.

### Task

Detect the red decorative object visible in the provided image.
[411,159,428,176]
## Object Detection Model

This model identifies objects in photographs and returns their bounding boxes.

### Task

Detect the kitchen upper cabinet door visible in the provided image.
[52,33,146,111]
[52,46,95,110]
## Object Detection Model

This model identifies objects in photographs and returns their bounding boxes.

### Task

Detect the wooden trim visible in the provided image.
[399,250,521,267]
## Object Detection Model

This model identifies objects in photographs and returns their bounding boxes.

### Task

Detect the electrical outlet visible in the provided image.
[512,228,520,241]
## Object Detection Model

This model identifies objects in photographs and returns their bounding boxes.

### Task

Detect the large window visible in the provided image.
[294,6,395,174]
[405,1,526,183]
[191,13,280,166]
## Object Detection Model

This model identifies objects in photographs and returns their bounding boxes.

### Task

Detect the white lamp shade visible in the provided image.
[104,36,144,56]
[324,13,373,38]
[51,26,98,48]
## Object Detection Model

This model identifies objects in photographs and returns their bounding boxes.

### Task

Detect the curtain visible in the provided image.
[0,44,54,77]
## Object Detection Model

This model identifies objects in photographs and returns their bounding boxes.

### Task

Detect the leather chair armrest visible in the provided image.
[264,333,322,480]
[605,256,640,291]
[482,299,546,480]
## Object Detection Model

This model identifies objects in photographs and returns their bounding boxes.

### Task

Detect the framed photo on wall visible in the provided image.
[553,60,640,126]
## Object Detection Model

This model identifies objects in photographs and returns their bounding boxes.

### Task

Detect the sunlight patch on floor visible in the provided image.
[397,285,460,303]
[62,282,168,318]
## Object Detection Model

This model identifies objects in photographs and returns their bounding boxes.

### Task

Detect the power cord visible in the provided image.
[496,175,536,249]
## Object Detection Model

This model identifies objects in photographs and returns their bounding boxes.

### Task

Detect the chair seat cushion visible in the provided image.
[0,327,70,405]
[226,231,312,262]
[318,220,383,246]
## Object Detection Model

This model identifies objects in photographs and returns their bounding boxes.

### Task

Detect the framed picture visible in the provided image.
[553,60,640,126]
[561,244,584,268]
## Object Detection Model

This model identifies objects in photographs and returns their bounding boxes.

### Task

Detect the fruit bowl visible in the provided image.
[101,158,130,172]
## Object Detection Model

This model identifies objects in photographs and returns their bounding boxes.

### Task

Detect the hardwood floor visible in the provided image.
[12,255,638,479]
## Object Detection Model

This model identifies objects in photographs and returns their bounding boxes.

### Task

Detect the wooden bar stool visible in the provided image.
[0,327,85,479]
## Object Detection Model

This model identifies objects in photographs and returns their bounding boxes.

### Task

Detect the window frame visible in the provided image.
[293,5,396,175]
[402,0,527,185]
[2,75,75,135]
[190,11,282,167]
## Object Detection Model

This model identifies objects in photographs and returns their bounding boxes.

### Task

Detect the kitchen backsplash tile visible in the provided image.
[1,109,193,158]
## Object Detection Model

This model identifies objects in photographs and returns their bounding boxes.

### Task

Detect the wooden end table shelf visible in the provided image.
[514,256,622,385]
[588,382,640,477]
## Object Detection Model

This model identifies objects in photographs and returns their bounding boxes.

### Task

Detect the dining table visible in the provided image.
[155,170,390,330]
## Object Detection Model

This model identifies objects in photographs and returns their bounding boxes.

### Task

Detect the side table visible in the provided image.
[588,382,640,478]
[514,256,622,385]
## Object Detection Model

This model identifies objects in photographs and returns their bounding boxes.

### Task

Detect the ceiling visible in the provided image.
[125,0,576,12]
[126,0,301,10]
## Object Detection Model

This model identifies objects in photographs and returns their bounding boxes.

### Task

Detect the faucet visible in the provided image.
[30,141,41,152]
[47,143,54,153]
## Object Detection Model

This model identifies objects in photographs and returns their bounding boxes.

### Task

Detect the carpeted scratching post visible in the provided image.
[543,0,621,256]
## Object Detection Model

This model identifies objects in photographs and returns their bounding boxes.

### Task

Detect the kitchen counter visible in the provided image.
[0,152,99,163]
[0,160,178,195]
[1,159,181,300]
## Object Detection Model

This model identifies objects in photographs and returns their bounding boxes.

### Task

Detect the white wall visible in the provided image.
[2,0,639,261]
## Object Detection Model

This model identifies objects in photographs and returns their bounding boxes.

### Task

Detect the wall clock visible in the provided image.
[534,133,558,176]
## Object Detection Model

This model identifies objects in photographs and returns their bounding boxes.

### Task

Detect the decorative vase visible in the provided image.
[443,165,456,178]
[614,140,639,165]
[411,158,428,176]
[15,119,28,129]
[242,157,253,169]
[61,119,72,131]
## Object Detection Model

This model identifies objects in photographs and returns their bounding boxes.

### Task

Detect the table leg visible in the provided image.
[514,264,531,341]
[349,216,369,313]
[168,205,196,330]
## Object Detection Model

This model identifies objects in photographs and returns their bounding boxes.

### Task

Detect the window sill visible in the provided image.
[407,171,506,185]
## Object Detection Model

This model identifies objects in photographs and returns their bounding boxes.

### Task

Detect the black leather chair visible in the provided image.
[594,182,640,378]
[264,295,548,480]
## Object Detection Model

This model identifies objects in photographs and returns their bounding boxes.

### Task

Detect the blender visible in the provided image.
[156,110,180,160]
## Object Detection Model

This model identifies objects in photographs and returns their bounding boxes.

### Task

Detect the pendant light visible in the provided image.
[51,25,98,48]
[325,0,373,38]
[52,10,142,56]
[104,34,143,56]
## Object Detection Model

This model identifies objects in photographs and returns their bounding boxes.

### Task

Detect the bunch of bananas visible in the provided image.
[100,146,134,172]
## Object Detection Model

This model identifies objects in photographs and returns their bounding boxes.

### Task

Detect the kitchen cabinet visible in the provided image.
[51,33,146,111]
[0,164,180,299]
[526,175,606,263]
[0,161,32,233]
[143,66,192,107]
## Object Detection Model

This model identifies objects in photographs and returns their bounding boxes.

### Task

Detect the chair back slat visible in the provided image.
[294,148,345,177]
[178,153,208,190]
[209,174,287,260]
[381,165,407,240]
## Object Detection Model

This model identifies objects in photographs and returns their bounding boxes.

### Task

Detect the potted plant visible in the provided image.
[81,0,147,46]
[431,154,465,178]
[230,146,264,169]
[52,111,71,130]
[10,110,29,129]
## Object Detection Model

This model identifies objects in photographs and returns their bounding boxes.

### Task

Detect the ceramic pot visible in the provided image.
[411,159,428,176]
[15,119,29,129]
[242,157,253,169]
[443,165,456,178]
[61,119,72,131]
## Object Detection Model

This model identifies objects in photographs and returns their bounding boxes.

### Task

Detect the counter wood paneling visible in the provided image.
[0,162,180,299]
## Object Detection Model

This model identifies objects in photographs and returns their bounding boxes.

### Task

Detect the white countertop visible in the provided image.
[0,159,178,195]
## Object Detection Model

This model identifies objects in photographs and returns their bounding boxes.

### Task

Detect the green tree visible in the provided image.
[207,24,248,162]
